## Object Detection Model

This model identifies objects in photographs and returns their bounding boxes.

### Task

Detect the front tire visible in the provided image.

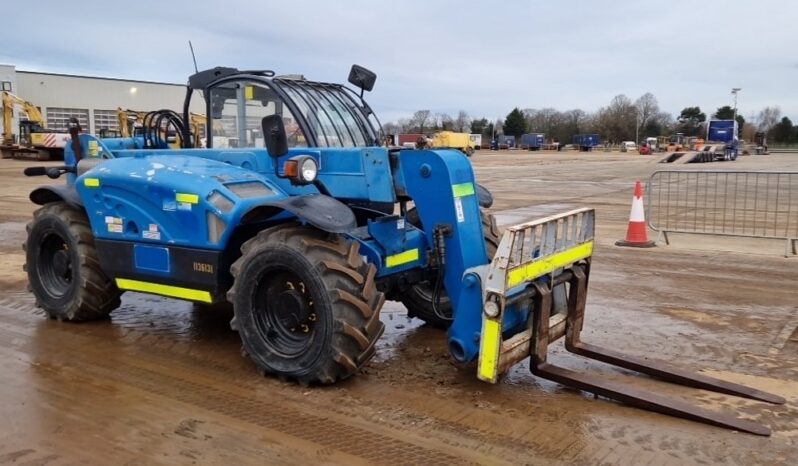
[24,202,121,321]
[227,224,385,384]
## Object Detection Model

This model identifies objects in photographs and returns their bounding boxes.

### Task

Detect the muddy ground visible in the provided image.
[0,151,796,465]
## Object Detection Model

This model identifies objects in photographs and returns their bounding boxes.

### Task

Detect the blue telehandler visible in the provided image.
[23,65,783,435]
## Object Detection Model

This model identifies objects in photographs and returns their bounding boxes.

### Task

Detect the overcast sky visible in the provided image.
[3,0,796,123]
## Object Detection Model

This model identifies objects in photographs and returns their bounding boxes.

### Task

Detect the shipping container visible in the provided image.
[520,133,545,150]
[572,134,600,151]
[398,133,424,147]
[497,135,516,149]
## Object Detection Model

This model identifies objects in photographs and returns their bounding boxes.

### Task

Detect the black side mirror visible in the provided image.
[348,65,376,93]
[262,115,288,158]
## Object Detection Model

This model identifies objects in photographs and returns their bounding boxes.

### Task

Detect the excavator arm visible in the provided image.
[2,91,45,144]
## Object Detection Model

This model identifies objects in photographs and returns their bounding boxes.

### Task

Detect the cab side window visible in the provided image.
[208,81,307,149]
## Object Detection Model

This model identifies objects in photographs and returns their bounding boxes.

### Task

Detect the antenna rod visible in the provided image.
[188,41,199,73]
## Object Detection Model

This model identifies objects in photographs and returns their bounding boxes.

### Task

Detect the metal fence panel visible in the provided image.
[647,170,798,256]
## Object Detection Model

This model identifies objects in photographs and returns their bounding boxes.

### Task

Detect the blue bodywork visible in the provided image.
[521,133,545,150]
[572,134,600,151]
[59,132,521,363]
[707,120,739,159]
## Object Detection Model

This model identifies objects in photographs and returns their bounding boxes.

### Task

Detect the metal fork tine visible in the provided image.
[531,363,772,436]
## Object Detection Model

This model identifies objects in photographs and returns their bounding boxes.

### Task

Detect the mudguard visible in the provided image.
[241,194,356,233]
[30,185,83,209]
[476,183,493,208]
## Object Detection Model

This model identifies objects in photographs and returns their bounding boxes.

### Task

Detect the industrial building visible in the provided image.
[0,63,204,136]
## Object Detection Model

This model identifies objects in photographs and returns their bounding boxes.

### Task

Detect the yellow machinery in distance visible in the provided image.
[116,108,206,148]
[1,91,69,160]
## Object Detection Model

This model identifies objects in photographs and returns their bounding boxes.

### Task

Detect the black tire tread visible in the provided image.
[227,224,385,385]
[24,202,121,321]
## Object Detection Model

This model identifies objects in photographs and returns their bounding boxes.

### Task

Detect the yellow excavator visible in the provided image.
[115,108,205,148]
[189,112,206,148]
[1,91,70,160]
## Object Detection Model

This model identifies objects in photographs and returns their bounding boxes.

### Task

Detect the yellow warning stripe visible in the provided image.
[506,241,594,288]
[176,193,199,204]
[451,182,475,198]
[477,318,502,383]
[115,278,212,303]
[385,248,419,268]
[83,178,100,187]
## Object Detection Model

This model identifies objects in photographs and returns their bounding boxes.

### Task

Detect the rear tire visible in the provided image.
[24,202,121,321]
[400,209,500,329]
[227,224,385,384]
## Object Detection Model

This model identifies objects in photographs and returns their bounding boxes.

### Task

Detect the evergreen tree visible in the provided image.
[502,108,527,138]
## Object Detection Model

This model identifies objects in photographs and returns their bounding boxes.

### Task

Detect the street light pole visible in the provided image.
[731,87,741,120]
[635,112,640,145]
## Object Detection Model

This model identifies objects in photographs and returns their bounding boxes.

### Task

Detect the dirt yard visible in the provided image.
[0,151,796,465]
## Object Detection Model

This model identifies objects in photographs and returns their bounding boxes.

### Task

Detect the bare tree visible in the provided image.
[382,121,399,137]
[397,118,412,133]
[454,110,471,132]
[411,110,431,133]
[634,93,659,139]
[757,106,782,131]
[595,94,637,142]
[434,113,454,131]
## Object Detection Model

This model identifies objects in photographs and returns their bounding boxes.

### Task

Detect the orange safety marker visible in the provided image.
[616,181,656,248]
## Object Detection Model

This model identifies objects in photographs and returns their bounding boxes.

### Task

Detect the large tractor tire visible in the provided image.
[227,224,385,385]
[24,202,121,321]
[400,208,500,329]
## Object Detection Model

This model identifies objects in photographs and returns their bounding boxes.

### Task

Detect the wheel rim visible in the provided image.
[253,269,318,357]
[36,231,74,299]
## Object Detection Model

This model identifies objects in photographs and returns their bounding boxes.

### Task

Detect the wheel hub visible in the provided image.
[52,250,70,278]
[276,289,311,329]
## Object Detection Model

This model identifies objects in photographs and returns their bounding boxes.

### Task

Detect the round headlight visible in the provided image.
[300,157,318,183]
[484,300,500,318]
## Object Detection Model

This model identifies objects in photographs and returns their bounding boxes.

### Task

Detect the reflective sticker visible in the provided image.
[88,140,99,157]
[506,240,594,288]
[115,278,212,303]
[452,182,475,198]
[104,216,122,225]
[177,202,192,212]
[385,248,419,268]
[396,218,405,230]
[107,223,123,233]
[477,318,502,383]
[83,178,100,187]
[245,86,254,100]
[175,193,199,204]
[454,197,465,223]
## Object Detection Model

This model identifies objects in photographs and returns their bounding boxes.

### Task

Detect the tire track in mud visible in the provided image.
[3,295,792,465]
[0,299,488,466]
[0,295,609,464]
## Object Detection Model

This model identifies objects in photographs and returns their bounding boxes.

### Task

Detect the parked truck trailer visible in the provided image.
[706,120,738,161]
[572,134,600,152]
[520,133,545,151]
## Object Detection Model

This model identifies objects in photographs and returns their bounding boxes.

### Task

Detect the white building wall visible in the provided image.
[15,70,205,133]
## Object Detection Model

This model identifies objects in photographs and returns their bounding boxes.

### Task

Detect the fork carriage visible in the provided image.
[475,208,784,436]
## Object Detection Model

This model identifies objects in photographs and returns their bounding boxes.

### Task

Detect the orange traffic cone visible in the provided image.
[616,181,656,248]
